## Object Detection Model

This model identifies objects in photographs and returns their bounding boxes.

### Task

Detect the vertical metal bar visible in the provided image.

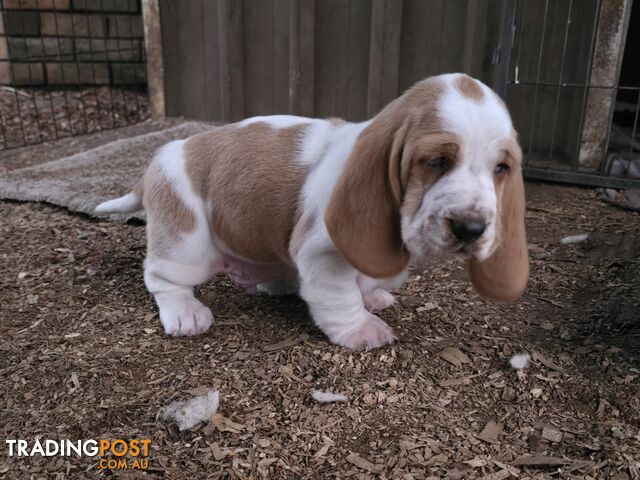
[574,0,602,169]
[110,0,126,127]
[1,0,29,146]
[630,89,640,154]
[35,0,60,141]
[17,0,46,145]
[63,0,91,135]
[52,0,85,135]
[97,0,115,128]
[512,0,527,165]
[512,0,526,86]
[75,7,98,133]
[526,0,550,160]
[497,0,516,99]
[0,102,7,149]
[548,0,573,161]
[0,0,11,148]
[128,0,142,122]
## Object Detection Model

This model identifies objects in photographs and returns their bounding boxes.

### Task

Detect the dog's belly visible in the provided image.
[213,254,293,292]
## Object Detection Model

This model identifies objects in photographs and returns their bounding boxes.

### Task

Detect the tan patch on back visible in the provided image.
[185,123,309,264]
[454,75,484,101]
[143,162,196,256]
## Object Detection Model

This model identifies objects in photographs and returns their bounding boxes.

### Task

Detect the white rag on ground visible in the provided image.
[161,390,220,431]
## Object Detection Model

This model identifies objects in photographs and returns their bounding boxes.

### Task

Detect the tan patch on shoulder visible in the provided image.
[143,162,196,256]
[184,122,309,264]
[454,75,484,101]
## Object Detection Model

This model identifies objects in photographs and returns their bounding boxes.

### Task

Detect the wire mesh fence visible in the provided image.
[0,0,149,151]
[506,0,640,189]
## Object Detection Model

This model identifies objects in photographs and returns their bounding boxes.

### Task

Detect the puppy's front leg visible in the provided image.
[297,252,396,350]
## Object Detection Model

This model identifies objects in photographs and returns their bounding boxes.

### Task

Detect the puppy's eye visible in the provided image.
[423,156,451,172]
[494,163,509,175]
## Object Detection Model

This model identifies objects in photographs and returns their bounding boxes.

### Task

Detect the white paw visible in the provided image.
[157,294,213,337]
[330,312,396,350]
[362,289,396,312]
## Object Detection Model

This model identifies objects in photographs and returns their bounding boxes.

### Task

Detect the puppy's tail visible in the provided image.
[95,179,144,214]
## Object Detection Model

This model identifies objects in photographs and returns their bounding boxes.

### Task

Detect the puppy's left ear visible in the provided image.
[468,148,529,301]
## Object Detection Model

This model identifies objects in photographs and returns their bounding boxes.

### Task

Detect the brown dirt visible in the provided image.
[0,86,150,151]
[0,182,639,479]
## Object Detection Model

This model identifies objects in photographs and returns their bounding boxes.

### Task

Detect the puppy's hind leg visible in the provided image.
[143,145,219,337]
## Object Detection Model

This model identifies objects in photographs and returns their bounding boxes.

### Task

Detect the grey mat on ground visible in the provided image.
[0,122,211,221]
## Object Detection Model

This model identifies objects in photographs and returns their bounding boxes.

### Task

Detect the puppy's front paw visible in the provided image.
[362,289,396,312]
[331,312,396,350]
[159,297,213,337]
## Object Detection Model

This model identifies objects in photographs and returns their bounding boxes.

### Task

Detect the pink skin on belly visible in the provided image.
[212,254,293,293]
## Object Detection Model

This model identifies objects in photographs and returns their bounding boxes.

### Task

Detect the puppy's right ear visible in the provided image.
[325,111,410,279]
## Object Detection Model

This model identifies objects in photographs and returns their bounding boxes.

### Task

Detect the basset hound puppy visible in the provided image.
[96,73,528,350]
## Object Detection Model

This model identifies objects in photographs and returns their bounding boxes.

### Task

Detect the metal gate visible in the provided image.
[503,0,640,189]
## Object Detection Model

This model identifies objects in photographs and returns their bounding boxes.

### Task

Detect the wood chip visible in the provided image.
[532,351,563,371]
[477,420,503,443]
[464,456,488,468]
[346,452,383,473]
[416,302,438,312]
[512,454,572,466]
[477,470,511,480]
[262,333,309,352]
[541,426,563,443]
[439,376,471,387]
[210,413,245,434]
[70,372,80,389]
[437,347,471,368]
[313,437,334,459]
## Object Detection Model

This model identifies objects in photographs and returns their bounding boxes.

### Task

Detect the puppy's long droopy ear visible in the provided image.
[469,155,529,301]
[325,107,410,279]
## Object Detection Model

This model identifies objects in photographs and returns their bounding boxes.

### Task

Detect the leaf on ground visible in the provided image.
[346,452,383,473]
[512,453,572,466]
[210,413,245,434]
[263,333,309,352]
[541,426,563,443]
[438,347,471,368]
[439,376,471,387]
[464,456,487,468]
[477,420,503,443]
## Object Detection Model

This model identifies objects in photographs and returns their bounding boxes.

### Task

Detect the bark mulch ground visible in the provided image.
[0,182,639,479]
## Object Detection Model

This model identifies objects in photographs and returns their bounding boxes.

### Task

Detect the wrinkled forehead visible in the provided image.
[436,74,515,155]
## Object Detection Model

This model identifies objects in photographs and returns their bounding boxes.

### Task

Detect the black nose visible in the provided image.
[449,218,486,242]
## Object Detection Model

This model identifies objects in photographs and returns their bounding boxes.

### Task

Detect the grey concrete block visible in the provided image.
[46,61,109,84]
[40,12,106,37]
[7,62,45,85]
[4,11,40,36]
[111,62,145,85]
[8,37,75,62]
[75,38,141,61]
[71,0,138,13]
